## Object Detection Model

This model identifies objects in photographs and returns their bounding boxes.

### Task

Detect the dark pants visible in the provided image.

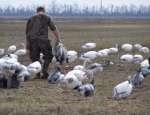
[29,39,53,78]
[29,39,53,62]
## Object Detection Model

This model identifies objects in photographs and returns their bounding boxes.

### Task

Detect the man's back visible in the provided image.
[26,13,56,40]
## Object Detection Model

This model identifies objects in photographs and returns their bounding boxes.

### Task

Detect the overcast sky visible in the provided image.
[1,0,149,7]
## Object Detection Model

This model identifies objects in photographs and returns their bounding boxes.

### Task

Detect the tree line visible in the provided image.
[0,0,150,17]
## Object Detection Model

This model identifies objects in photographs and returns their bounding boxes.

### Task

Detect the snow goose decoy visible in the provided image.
[77,70,94,97]
[0,49,4,56]
[80,51,98,60]
[58,74,79,91]
[67,50,78,63]
[121,44,133,52]
[131,68,144,86]
[8,45,16,54]
[4,58,18,69]
[140,55,150,77]
[97,49,109,58]
[113,76,133,99]
[27,61,41,78]
[81,43,96,50]
[118,54,133,63]
[133,54,143,62]
[73,57,92,71]
[2,54,18,61]
[54,42,68,65]
[139,47,149,54]
[14,43,26,56]
[109,44,119,54]
[134,44,142,51]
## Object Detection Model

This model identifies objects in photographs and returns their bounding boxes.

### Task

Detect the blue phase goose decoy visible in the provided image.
[81,43,96,50]
[48,66,61,83]
[85,60,114,75]
[131,68,144,86]
[113,76,133,99]
[54,42,68,65]
[17,71,31,82]
[77,70,95,97]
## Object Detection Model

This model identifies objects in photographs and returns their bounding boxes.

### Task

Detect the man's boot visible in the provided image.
[34,72,41,79]
[41,58,50,79]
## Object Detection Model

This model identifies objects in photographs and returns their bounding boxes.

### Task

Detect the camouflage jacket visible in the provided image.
[26,13,56,41]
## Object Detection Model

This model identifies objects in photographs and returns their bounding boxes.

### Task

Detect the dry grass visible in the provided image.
[0,17,150,115]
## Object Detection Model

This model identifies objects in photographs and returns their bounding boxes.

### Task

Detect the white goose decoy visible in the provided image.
[58,74,79,91]
[118,54,133,63]
[68,58,92,82]
[21,65,27,72]
[139,56,150,77]
[133,54,143,62]
[113,76,133,99]
[73,57,92,71]
[81,43,96,50]
[121,44,133,52]
[48,66,61,83]
[134,56,150,68]
[14,43,26,56]
[17,71,31,82]
[8,45,16,54]
[4,58,18,69]
[67,50,78,63]
[0,49,4,56]
[132,68,144,86]
[97,50,109,58]
[67,50,77,59]
[109,44,118,54]
[80,51,98,60]
[2,54,18,61]
[27,61,41,78]
[134,44,142,51]
[77,70,94,97]
[139,47,149,54]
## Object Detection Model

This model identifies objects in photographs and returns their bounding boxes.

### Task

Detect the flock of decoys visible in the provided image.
[0,42,150,99]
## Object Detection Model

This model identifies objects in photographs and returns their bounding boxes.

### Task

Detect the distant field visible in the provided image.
[0,17,150,115]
